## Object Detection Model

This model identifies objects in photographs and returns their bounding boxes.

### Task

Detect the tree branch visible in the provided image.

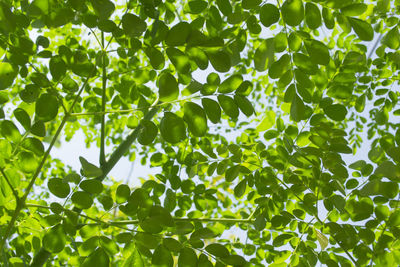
[0,168,19,201]
[0,69,95,254]
[100,31,107,167]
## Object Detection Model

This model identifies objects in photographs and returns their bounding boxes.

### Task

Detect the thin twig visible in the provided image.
[0,168,19,201]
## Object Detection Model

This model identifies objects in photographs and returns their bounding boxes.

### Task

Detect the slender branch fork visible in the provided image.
[0,69,96,253]
[25,203,255,226]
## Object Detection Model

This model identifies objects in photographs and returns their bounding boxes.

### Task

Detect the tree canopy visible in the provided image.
[0,0,400,266]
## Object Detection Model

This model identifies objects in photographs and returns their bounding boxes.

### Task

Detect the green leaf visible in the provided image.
[166,48,191,74]
[207,50,231,73]
[100,236,119,255]
[21,137,44,156]
[269,54,290,79]
[340,3,367,16]
[183,102,208,137]
[48,178,70,198]
[304,39,330,65]
[145,47,165,70]
[138,119,158,145]
[178,248,198,267]
[1,120,22,143]
[160,112,186,144]
[35,93,59,122]
[49,56,66,81]
[191,227,218,239]
[225,165,241,182]
[324,104,347,121]
[90,0,114,19]
[134,232,160,249]
[388,210,400,227]
[348,17,374,41]
[122,244,144,267]
[257,110,276,132]
[360,180,399,199]
[152,245,174,267]
[80,179,103,195]
[355,94,366,112]
[281,0,304,27]
[322,7,335,29]
[382,27,400,50]
[224,255,247,266]
[218,74,243,94]
[202,98,221,123]
[62,75,79,92]
[234,179,247,198]
[216,0,232,16]
[82,247,110,267]
[71,191,93,209]
[217,95,239,118]
[206,243,230,258]
[17,151,38,173]
[173,222,194,235]
[158,72,179,102]
[29,0,49,15]
[290,94,305,122]
[305,3,321,29]
[43,224,66,253]
[166,22,191,46]
[79,237,99,257]
[185,0,208,14]
[242,0,261,9]
[0,62,17,90]
[186,47,208,70]
[163,238,182,252]
[79,156,103,178]
[234,95,254,117]
[122,13,147,37]
[254,38,275,72]
[116,184,131,204]
[374,161,400,181]
[346,198,373,221]
[314,228,328,250]
[14,108,31,131]
[259,4,280,27]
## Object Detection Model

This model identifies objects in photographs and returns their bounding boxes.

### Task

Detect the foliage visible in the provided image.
[0,0,399,266]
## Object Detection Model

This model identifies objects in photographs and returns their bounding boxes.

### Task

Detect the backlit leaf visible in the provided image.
[259,4,280,27]
[183,102,208,137]
[43,224,66,253]
[48,178,70,198]
[122,13,147,37]
[0,62,17,90]
[160,112,186,143]
[305,3,321,29]
[314,229,328,250]
[158,72,179,102]
[202,98,221,123]
[254,38,275,72]
[382,27,400,50]
[207,50,231,73]
[324,104,347,121]
[79,157,103,178]
[281,0,304,27]
[217,95,239,118]
[348,17,374,41]
[71,191,93,209]
[257,110,276,132]
[82,247,110,267]
[290,94,305,122]
[35,93,59,122]
[166,22,191,46]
